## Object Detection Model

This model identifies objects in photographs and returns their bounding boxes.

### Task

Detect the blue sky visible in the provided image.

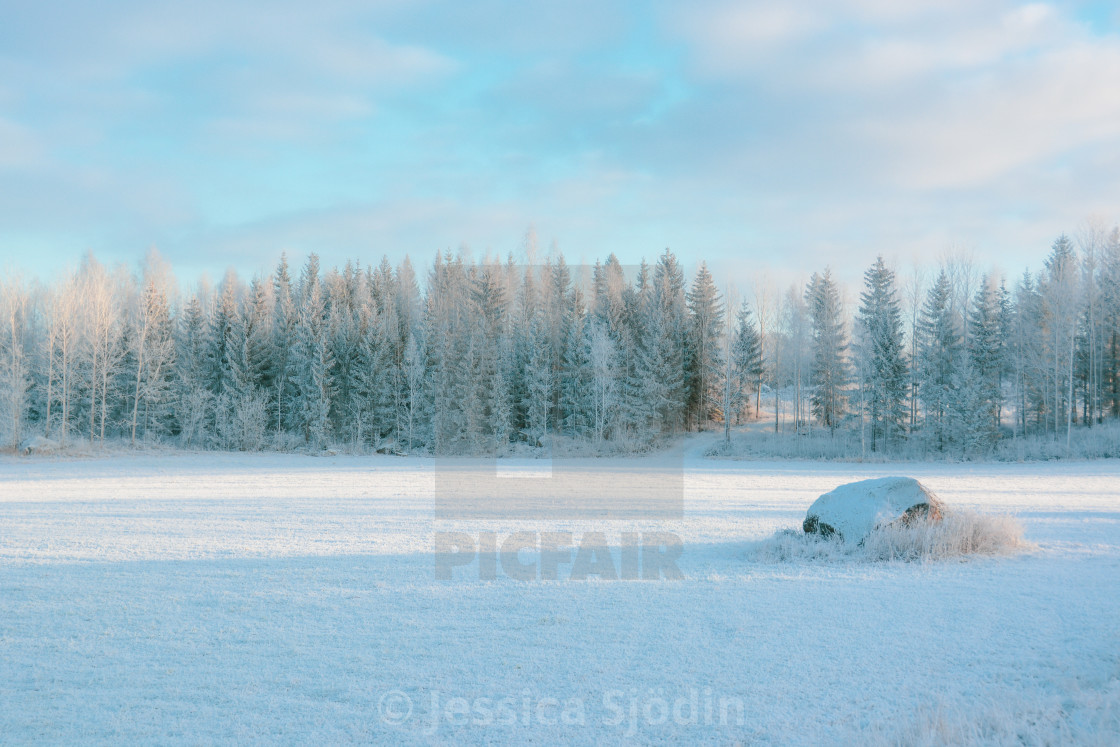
[1,0,1118,288]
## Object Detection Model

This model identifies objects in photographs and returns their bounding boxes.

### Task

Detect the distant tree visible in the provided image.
[1040,235,1080,446]
[0,273,30,448]
[293,254,334,448]
[806,268,848,433]
[78,254,126,444]
[857,256,908,450]
[175,294,212,447]
[729,302,763,424]
[958,275,1005,451]
[127,271,175,444]
[918,270,959,451]
[686,262,724,429]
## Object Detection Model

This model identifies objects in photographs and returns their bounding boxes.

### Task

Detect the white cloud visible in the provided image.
[0,118,44,170]
[1,0,1117,281]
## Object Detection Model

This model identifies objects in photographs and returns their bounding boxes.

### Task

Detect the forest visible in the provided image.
[1,225,1118,458]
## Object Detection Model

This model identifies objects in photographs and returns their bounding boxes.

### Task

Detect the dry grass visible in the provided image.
[747,510,1031,563]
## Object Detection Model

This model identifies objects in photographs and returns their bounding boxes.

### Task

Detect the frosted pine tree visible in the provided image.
[271,255,298,439]
[857,256,908,450]
[918,270,960,451]
[351,293,391,448]
[959,275,1005,450]
[324,266,359,442]
[560,303,593,440]
[637,302,685,436]
[175,294,213,447]
[472,263,512,453]
[402,330,424,452]
[293,254,334,448]
[619,264,655,437]
[243,278,274,389]
[424,253,473,453]
[392,258,423,447]
[806,268,847,433]
[208,272,253,448]
[1010,271,1047,435]
[650,249,689,432]
[523,310,552,448]
[546,257,574,435]
[208,271,242,399]
[686,262,724,429]
[730,302,763,423]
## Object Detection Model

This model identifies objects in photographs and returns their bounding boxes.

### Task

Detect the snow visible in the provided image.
[804,475,939,542]
[2,445,1119,743]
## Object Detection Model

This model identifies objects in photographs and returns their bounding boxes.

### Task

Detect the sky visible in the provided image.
[1,0,1119,289]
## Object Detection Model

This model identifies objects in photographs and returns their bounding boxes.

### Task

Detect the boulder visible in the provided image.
[803,476,943,544]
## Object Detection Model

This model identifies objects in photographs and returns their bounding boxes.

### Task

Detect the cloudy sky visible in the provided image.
[1,0,1118,286]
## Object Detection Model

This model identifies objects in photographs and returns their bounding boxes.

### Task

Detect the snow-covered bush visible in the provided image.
[213,390,270,451]
[712,419,1120,462]
[993,420,1120,461]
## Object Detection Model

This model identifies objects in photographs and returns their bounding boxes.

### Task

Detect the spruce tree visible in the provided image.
[857,256,908,450]
[175,295,213,447]
[730,302,763,423]
[686,262,724,429]
[961,276,1005,450]
[293,254,334,448]
[918,270,960,451]
[806,268,847,432]
[272,255,297,438]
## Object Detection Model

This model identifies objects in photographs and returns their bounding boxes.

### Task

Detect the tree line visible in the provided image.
[0,226,1118,456]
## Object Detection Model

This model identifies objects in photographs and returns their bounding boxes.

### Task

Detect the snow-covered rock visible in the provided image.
[803,476,943,543]
[19,435,60,455]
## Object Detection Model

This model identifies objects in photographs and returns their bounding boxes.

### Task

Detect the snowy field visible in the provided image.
[2,444,1119,744]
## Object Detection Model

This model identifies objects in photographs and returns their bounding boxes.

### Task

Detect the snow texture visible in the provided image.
[803,475,941,543]
[1,445,1119,744]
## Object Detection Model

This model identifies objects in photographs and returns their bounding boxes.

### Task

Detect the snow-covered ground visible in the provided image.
[2,443,1119,744]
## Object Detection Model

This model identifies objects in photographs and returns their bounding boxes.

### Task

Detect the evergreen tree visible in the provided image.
[175,294,213,447]
[729,302,763,424]
[805,268,847,432]
[686,262,724,428]
[649,249,689,432]
[857,256,908,450]
[959,275,1005,451]
[523,310,552,448]
[918,270,960,451]
[293,254,334,448]
[561,303,593,439]
[6,239,1120,457]
[270,255,297,439]
[351,293,393,447]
